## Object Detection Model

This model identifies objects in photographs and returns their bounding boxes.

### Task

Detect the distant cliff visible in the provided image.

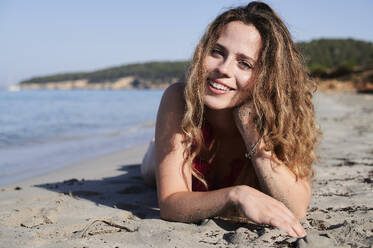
[17,39,373,90]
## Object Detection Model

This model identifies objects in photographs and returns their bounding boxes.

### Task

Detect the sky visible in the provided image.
[1,0,373,88]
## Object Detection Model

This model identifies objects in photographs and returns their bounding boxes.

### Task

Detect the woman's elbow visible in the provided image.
[159,202,176,221]
[159,206,190,223]
[159,198,173,221]
[159,199,195,223]
[159,199,182,222]
[159,208,172,221]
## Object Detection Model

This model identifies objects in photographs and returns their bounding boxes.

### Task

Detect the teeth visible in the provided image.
[209,81,229,91]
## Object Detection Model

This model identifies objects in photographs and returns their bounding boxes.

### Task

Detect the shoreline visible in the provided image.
[0,93,372,247]
[0,142,150,188]
[1,145,148,189]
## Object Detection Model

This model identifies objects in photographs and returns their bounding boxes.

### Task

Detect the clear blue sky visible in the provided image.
[1,0,372,88]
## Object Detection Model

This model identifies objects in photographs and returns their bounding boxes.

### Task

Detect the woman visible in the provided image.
[141,1,321,238]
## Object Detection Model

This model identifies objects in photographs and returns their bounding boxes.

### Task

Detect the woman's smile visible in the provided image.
[207,79,235,95]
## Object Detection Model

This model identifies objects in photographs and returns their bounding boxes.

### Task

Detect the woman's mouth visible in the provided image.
[209,80,229,90]
[207,80,234,95]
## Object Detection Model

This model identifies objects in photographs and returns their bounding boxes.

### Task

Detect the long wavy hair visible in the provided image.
[181,1,322,187]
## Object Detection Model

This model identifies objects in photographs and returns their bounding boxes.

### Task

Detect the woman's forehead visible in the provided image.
[217,21,262,61]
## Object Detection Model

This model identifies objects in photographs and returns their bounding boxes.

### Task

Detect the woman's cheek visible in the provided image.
[204,56,217,72]
[238,73,254,90]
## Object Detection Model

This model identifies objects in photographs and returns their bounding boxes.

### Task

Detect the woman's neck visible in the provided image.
[205,107,240,138]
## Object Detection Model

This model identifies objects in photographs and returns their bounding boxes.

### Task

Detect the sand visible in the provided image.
[0,92,372,248]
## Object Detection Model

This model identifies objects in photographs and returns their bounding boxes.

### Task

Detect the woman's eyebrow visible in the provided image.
[214,43,226,52]
[215,42,256,63]
[236,53,256,64]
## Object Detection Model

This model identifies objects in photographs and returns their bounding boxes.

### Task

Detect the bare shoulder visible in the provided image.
[157,82,186,125]
[155,82,186,142]
[160,82,185,109]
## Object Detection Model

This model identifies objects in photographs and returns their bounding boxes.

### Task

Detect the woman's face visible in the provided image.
[204,21,262,110]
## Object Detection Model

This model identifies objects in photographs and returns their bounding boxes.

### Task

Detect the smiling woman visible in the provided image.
[141,1,321,238]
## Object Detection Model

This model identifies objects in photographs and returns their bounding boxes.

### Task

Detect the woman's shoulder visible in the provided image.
[163,82,185,98]
[155,83,186,146]
[160,82,186,108]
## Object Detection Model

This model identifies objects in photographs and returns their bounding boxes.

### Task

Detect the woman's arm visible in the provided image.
[155,83,306,237]
[155,83,234,221]
[251,148,311,219]
[234,102,311,220]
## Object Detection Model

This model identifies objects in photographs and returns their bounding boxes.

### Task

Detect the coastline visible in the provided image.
[0,93,372,247]
[2,145,148,189]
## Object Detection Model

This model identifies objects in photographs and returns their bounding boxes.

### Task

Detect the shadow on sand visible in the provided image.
[35,164,272,234]
[35,164,159,220]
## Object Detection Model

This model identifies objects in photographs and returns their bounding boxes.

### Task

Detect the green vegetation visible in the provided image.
[21,72,89,84]
[297,39,373,79]
[88,61,189,83]
[297,39,373,68]
[21,61,189,85]
[21,39,373,86]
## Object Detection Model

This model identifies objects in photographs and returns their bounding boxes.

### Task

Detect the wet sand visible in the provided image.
[0,92,372,247]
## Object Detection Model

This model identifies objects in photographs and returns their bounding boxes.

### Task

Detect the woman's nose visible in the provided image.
[217,58,234,78]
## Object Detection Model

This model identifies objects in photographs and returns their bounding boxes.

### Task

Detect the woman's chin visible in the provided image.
[204,97,237,110]
[203,91,248,110]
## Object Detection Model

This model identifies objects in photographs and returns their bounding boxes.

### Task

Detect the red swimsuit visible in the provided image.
[192,122,247,191]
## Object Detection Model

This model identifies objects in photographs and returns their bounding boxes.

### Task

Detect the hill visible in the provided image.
[19,61,189,90]
[297,38,373,69]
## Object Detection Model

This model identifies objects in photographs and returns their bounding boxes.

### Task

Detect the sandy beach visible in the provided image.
[0,92,372,248]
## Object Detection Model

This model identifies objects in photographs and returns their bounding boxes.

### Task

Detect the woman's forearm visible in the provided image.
[159,175,307,237]
[159,154,311,223]
[251,147,311,219]
[159,187,237,223]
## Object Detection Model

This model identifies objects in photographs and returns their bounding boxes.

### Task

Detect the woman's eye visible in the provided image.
[239,61,252,70]
[211,48,224,56]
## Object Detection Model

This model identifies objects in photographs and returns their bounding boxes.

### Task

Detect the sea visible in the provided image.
[0,89,164,186]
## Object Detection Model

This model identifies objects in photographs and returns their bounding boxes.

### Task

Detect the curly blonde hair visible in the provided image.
[181,1,321,186]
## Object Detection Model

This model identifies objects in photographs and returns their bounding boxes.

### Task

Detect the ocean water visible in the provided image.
[0,89,163,186]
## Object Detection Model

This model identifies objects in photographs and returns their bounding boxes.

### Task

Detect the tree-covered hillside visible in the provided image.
[297,39,373,69]
[21,61,189,85]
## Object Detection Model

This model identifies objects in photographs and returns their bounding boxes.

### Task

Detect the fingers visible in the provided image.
[268,218,297,237]
[292,224,307,238]
[268,215,306,237]
[280,205,307,237]
[239,187,307,238]
[275,204,306,237]
[233,102,258,142]
[276,202,306,237]
[263,198,307,237]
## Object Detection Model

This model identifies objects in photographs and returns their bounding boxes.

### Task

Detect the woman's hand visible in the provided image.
[233,101,260,148]
[231,185,307,237]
